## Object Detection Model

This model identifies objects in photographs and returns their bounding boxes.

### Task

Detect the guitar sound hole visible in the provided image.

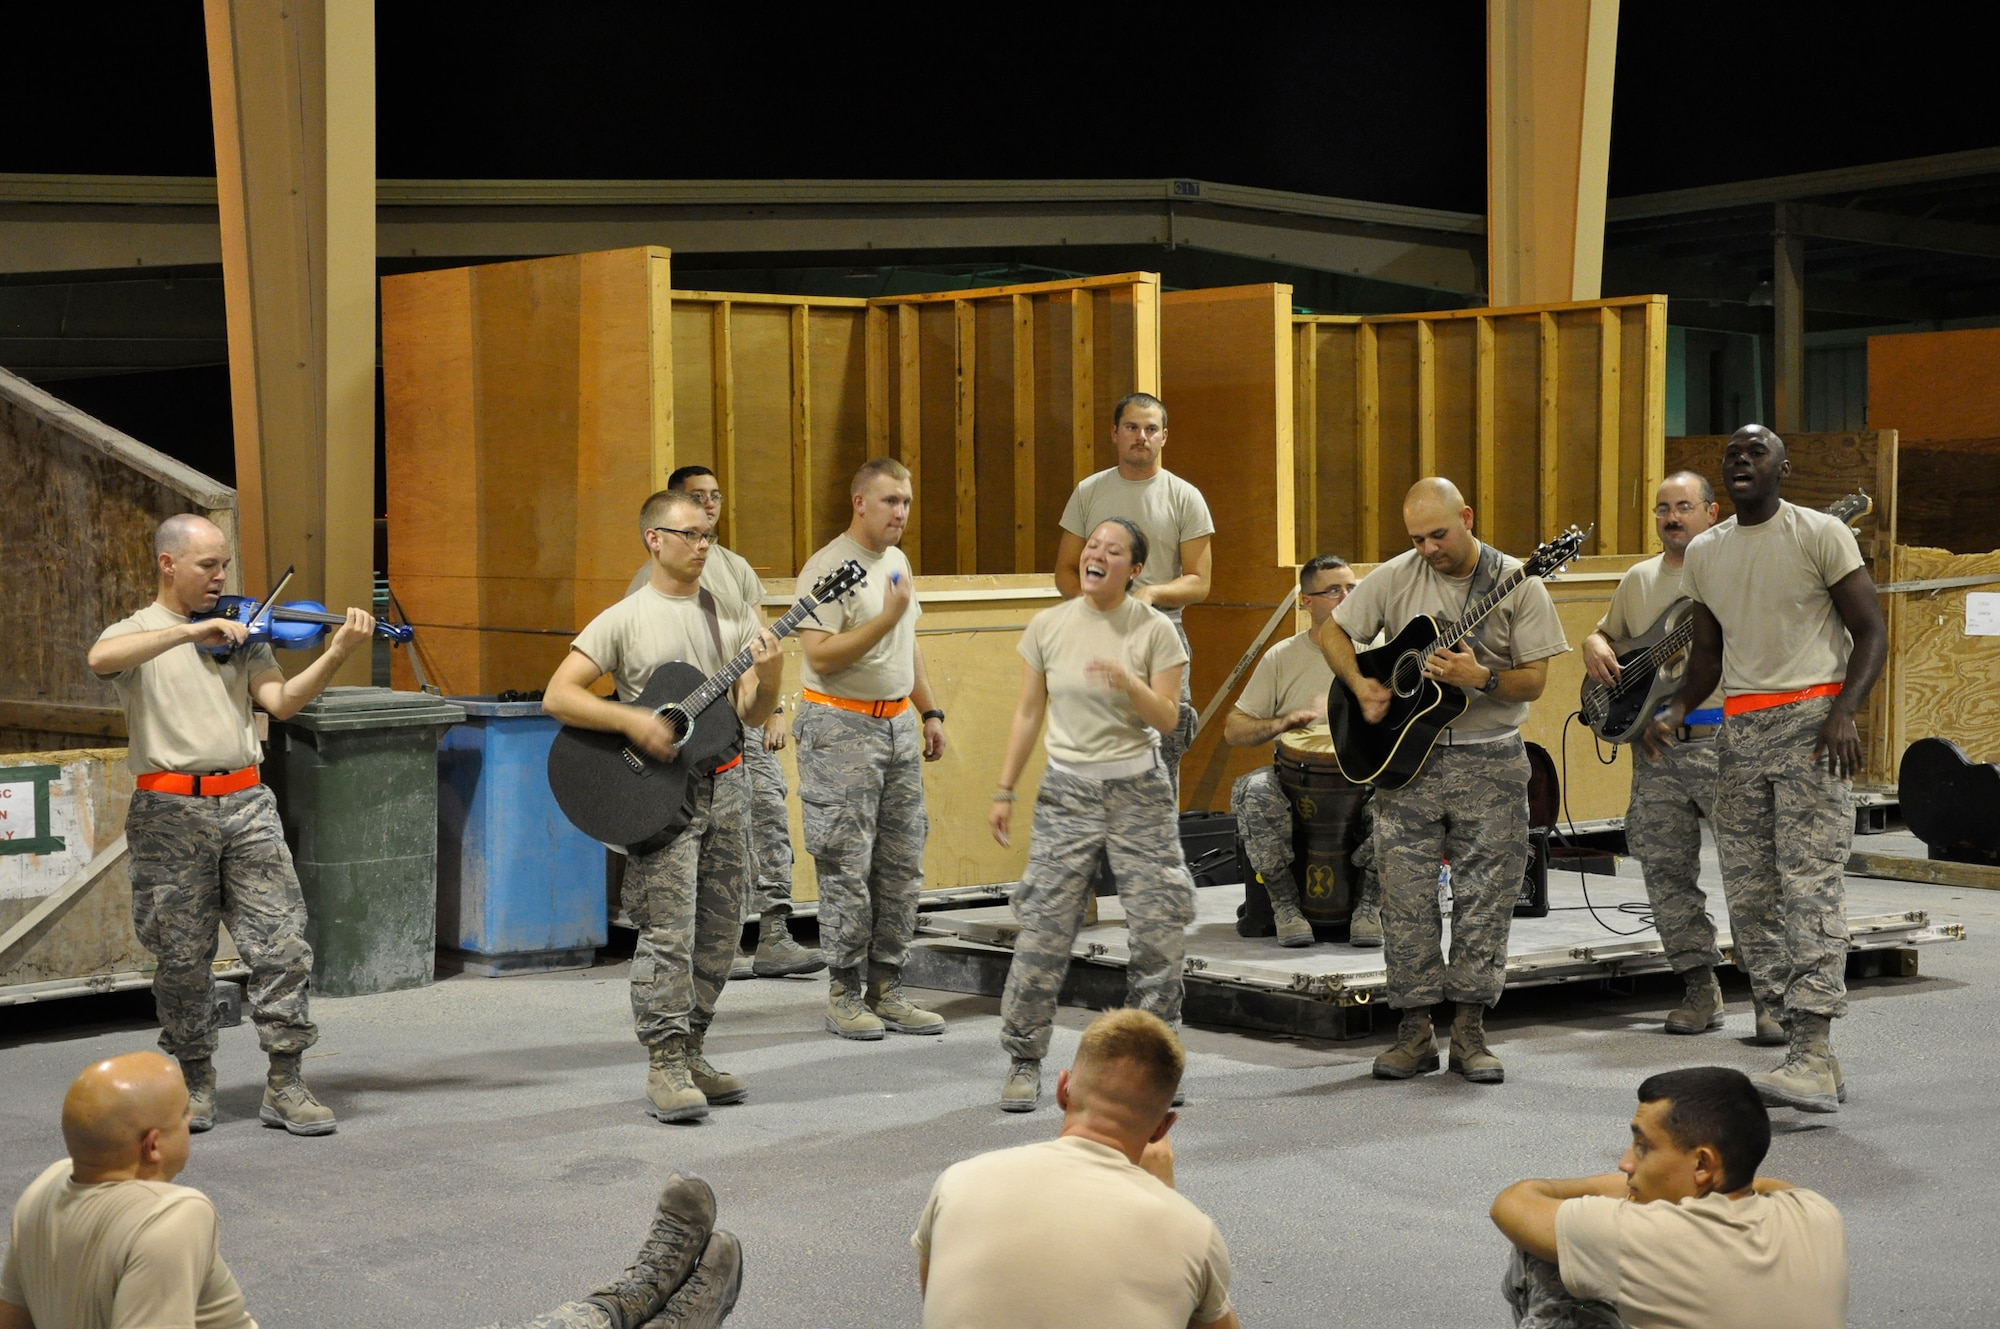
[661,707,691,743]
[1392,652,1425,699]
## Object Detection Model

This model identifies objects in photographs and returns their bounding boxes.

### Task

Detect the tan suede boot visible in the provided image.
[1750,1013,1840,1113]
[685,1025,747,1105]
[645,1041,711,1123]
[866,964,945,1034]
[1371,1007,1439,1080]
[260,1054,337,1136]
[1665,966,1726,1034]
[180,1057,216,1133]
[1448,1002,1505,1084]
[1750,993,1786,1045]
[825,968,886,1040]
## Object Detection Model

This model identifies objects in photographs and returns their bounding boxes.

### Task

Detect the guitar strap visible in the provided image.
[1460,541,1505,648]
[696,590,745,775]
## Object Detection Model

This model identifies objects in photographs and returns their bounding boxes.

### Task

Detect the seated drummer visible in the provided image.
[1223,555,1368,948]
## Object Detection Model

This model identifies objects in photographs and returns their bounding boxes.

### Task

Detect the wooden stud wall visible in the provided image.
[1293,295,1667,564]
[1883,545,2000,774]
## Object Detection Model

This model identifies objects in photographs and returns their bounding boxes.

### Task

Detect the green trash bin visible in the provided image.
[267,687,466,996]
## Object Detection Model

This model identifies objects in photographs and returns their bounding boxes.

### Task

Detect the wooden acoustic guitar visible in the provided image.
[1578,491,1873,744]
[547,560,866,850]
[1329,528,1588,790]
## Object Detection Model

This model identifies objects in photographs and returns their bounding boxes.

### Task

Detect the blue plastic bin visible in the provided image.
[437,697,607,975]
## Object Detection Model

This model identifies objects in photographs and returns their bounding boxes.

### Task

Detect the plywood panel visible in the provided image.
[808,306,869,574]
[1886,545,2000,773]
[1619,304,1654,553]
[382,267,477,583]
[1555,311,1603,549]
[973,298,1016,574]
[1868,327,2000,442]
[1434,318,1479,501]
[575,247,658,583]
[1897,444,2000,554]
[1090,288,1135,474]
[1032,292,1075,571]
[669,302,718,479]
[728,303,798,572]
[1376,322,1420,541]
[1490,314,1542,553]
[1311,323,1361,561]
[916,303,960,573]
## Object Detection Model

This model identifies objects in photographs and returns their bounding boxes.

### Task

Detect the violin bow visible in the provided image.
[236,565,296,649]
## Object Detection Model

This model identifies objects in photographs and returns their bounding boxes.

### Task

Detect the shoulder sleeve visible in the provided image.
[1597,570,1640,640]
[1,1235,22,1305]
[244,642,282,678]
[1504,579,1569,665]
[721,600,757,654]
[1149,610,1190,672]
[1553,1195,1623,1305]
[910,1175,946,1257]
[732,557,765,610]
[796,554,852,635]
[1235,645,1284,718]
[1813,513,1866,587]
[1680,540,1709,606]
[1017,609,1051,672]
[1191,1222,1234,1324]
[1178,480,1217,540]
[1059,478,1091,537]
[569,604,623,676]
[626,563,652,599]
[111,1193,217,1329]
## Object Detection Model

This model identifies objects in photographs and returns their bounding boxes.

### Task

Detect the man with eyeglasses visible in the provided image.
[1223,554,1384,947]
[628,466,827,984]
[1582,472,1737,1040]
[546,488,783,1122]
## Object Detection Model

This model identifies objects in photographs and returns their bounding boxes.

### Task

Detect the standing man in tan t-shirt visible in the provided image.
[1582,472,1736,1039]
[546,489,782,1122]
[794,458,949,1041]
[89,514,375,1137]
[1654,425,1886,1114]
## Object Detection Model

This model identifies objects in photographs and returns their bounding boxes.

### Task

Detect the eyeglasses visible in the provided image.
[1652,501,1704,517]
[650,526,714,548]
[1302,585,1353,601]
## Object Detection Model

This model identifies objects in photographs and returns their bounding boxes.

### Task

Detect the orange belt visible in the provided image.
[801,689,909,719]
[136,765,260,796]
[1723,682,1843,718]
[709,754,742,776]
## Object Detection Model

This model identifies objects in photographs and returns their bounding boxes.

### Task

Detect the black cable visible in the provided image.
[1554,709,1657,937]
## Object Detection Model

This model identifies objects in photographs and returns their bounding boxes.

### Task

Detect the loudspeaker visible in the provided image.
[1515,826,1550,918]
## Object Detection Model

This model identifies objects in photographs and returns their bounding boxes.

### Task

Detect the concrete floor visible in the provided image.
[2,853,1994,1328]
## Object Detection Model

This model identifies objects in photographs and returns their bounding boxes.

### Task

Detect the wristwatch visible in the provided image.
[1479,667,1502,694]
[922,708,946,723]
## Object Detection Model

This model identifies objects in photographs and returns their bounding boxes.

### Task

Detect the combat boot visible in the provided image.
[638,1230,743,1329]
[751,913,826,977]
[1083,894,1101,927]
[999,1056,1042,1112]
[685,1026,747,1105]
[1371,1007,1439,1080]
[1665,966,1726,1035]
[825,968,885,1041]
[1348,866,1384,948]
[1448,1002,1505,1084]
[1750,1013,1840,1113]
[179,1056,216,1133]
[259,1053,337,1136]
[1750,994,1786,1045]
[1266,873,1315,948]
[586,1172,717,1329]
[728,945,755,981]
[867,964,945,1034]
[645,1041,711,1123]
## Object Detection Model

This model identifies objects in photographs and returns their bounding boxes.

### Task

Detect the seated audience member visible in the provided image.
[913,1009,1239,1329]
[1489,1065,1847,1329]
[2,1052,739,1329]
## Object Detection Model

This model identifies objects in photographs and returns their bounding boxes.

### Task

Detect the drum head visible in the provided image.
[1278,724,1340,764]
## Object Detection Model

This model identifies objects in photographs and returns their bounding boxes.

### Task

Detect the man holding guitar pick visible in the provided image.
[1581,473,1736,1040]
[1315,478,1569,1085]
[1651,426,1887,1114]
[544,489,783,1123]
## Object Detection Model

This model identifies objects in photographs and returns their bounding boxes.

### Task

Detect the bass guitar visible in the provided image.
[547,560,866,849]
[1330,528,1587,789]
[1578,491,1872,744]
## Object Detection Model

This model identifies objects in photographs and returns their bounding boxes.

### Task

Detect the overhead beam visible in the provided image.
[1609,146,2000,222]
[1601,250,1938,324]
[1783,201,2000,261]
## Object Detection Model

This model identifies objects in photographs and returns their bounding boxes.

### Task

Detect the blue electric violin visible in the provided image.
[193,565,414,658]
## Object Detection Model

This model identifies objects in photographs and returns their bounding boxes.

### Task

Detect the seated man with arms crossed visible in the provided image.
[1490,1065,1847,1329]
[913,1009,1238,1329]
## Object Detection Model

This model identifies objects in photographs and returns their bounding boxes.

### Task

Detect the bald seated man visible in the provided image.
[1,1051,256,1328]
[913,1009,1238,1329]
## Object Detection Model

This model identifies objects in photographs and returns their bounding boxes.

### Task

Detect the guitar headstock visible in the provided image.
[1525,525,1590,579]
[1826,490,1872,528]
[810,559,868,605]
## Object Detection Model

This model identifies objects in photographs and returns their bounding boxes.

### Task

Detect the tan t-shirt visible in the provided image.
[1596,555,1724,713]
[1680,502,1864,695]
[0,1159,257,1329]
[1059,468,1215,623]
[1235,630,1334,723]
[795,533,921,701]
[94,603,280,777]
[1333,545,1569,732]
[1018,596,1188,765]
[625,543,764,611]
[570,583,757,703]
[1556,1188,1847,1329]
[912,1136,1233,1329]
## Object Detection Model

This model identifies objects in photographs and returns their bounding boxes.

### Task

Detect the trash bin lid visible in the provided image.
[447,696,552,718]
[281,686,468,733]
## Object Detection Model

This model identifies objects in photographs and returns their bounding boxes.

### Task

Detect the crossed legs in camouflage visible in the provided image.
[624,770,752,1121]
[998,765,1197,1111]
[729,736,825,981]
[1501,1247,1626,1328]
[1623,739,1726,1035]
[126,785,333,1135]
[794,705,942,1039]
[483,1172,743,1329]
[1713,698,1852,1113]
[1369,739,1530,1084]
[1230,764,1314,946]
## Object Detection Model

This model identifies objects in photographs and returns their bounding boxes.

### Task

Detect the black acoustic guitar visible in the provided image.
[1329,528,1587,789]
[547,560,866,849]
[1579,492,1873,744]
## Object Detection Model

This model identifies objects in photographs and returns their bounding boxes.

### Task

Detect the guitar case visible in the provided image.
[1899,737,2000,865]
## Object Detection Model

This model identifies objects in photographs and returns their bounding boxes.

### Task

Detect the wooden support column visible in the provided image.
[1774,204,1807,434]
[1070,290,1096,486]
[1012,295,1036,569]
[864,304,890,453]
[954,300,977,573]
[1294,323,1319,556]
[1355,323,1381,562]
[790,306,813,567]
[711,302,737,547]
[896,303,922,571]
[205,0,375,681]
[1596,306,1622,551]
[1487,0,1620,305]
[1416,320,1438,477]
[1641,298,1667,553]
[1474,315,1497,537]
[1538,312,1561,536]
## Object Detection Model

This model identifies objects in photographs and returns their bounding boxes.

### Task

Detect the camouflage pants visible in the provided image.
[1372,736,1528,1009]
[794,704,928,973]
[1231,763,1302,909]
[1714,696,1851,1020]
[1502,1248,1626,1329]
[1624,738,1724,974]
[624,766,749,1047]
[1000,764,1196,1060]
[740,731,796,919]
[126,785,316,1061]
[1350,800,1383,916]
[1154,621,1197,794]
